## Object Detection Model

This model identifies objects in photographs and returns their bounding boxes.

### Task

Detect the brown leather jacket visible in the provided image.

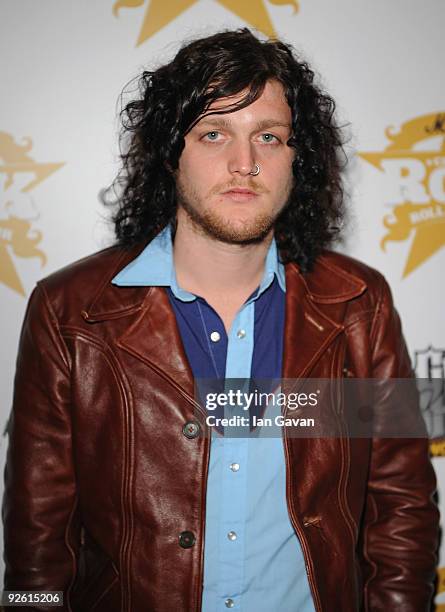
[3,243,439,611]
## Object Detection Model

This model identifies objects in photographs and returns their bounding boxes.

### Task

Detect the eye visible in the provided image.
[203,131,220,141]
[260,133,279,143]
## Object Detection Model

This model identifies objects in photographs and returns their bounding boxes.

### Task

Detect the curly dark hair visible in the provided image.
[103,28,346,271]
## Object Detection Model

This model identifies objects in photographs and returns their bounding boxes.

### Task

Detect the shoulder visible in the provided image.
[33,242,146,321]
[40,244,128,291]
[296,249,389,306]
[316,249,386,286]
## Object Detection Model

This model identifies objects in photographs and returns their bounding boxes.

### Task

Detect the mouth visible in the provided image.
[221,188,259,202]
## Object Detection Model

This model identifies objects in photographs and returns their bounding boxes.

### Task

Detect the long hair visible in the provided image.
[103,28,346,271]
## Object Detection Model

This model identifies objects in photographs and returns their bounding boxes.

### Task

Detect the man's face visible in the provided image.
[175,79,295,244]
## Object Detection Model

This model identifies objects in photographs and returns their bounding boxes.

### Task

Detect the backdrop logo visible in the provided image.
[413,345,445,453]
[112,0,299,46]
[0,132,64,296]
[360,112,445,277]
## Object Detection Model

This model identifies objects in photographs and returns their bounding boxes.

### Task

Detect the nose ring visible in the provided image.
[249,164,260,176]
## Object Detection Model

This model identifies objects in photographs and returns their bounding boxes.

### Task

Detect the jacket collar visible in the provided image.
[82,248,366,323]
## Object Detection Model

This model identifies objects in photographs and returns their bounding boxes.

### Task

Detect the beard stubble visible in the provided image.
[175,177,291,245]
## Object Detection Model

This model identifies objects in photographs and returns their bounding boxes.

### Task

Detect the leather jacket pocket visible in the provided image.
[71,528,119,611]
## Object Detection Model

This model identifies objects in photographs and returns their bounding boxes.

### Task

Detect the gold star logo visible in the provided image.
[359,112,445,277]
[0,131,64,295]
[112,0,299,46]
[435,566,445,610]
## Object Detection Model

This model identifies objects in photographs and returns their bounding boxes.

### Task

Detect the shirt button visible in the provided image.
[236,329,246,339]
[182,421,200,439]
[227,531,237,541]
[230,462,240,472]
[178,531,196,548]
[210,331,220,342]
[225,598,235,608]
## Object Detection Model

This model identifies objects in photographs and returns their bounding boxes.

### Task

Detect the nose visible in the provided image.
[227,139,256,177]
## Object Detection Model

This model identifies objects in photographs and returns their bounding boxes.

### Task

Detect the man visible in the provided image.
[3,28,439,611]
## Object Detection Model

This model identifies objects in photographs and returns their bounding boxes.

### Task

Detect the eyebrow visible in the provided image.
[196,117,292,131]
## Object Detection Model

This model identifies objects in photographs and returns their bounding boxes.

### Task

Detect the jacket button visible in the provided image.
[179,530,196,548]
[182,421,200,439]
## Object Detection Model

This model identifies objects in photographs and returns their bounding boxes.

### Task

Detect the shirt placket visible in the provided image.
[215,301,255,611]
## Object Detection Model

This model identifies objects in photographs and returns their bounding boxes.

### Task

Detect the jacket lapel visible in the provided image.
[282,259,367,379]
[116,286,196,402]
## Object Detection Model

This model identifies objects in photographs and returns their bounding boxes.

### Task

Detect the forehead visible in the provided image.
[196,80,291,127]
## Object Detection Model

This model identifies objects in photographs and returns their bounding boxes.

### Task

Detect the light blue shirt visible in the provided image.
[113,225,315,612]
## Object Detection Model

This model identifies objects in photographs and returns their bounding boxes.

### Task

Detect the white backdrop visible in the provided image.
[1,0,444,605]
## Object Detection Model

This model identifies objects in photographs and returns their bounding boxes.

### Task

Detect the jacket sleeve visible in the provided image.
[2,284,80,611]
[360,276,439,611]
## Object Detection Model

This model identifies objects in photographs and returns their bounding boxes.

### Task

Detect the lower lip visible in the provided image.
[222,191,259,202]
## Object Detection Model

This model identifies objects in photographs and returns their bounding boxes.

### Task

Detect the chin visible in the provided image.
[205,222,273,245]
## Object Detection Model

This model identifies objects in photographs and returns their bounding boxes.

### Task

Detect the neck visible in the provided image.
[172,215,273,303]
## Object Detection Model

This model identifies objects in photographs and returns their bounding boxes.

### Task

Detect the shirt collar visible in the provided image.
[112,224,286,301]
